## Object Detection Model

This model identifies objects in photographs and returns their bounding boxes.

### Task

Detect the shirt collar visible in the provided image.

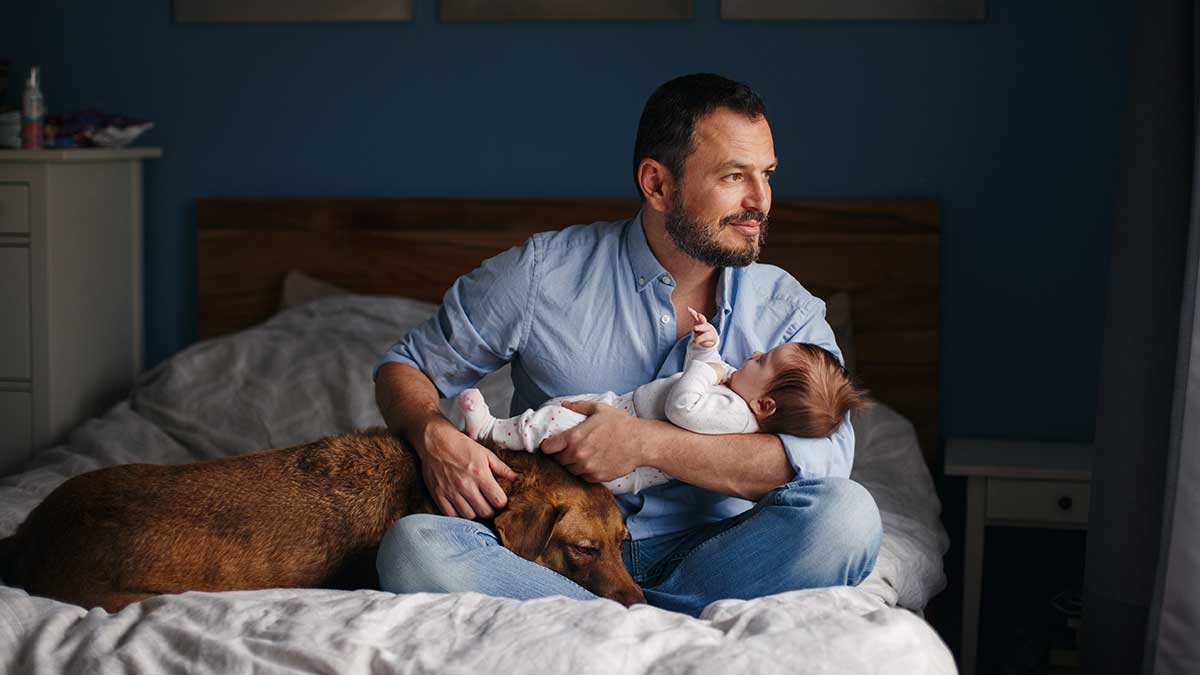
[625,209,741,314]
[718,266,735,316]
[626,210,667,292]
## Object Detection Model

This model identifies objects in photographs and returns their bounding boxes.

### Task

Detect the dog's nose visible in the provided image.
[615,586,646,607]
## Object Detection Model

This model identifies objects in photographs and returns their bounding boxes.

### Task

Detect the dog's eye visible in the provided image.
[569,544,599,558]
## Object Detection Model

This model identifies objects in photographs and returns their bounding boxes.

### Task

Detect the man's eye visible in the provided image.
[764,171,775,181]
[724,173,742,182]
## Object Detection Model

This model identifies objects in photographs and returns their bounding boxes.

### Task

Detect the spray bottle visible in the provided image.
[21,67,44,150]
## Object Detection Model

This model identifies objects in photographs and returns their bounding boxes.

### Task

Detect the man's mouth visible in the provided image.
[728,221,761,237]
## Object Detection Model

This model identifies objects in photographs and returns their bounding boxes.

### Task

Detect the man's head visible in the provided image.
[634,74,776,267]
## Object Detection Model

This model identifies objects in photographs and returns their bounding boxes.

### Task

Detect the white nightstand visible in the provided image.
[944,439,1091,675]
[0,147,161,475]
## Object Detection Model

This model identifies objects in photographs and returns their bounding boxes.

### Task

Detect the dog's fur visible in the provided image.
[0,428,641,612]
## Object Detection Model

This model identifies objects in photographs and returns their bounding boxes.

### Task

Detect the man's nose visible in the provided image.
[743,176,771,215]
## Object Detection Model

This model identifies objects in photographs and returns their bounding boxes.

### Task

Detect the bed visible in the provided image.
[0,198,953,673]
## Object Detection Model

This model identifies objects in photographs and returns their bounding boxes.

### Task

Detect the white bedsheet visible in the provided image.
[0,295,954,674]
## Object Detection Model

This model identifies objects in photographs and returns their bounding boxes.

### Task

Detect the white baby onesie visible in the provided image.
[458,341,759,495]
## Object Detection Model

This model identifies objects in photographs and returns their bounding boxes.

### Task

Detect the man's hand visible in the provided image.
[687,306,718,348]
[415,420,518,519]
[540,401,646,482]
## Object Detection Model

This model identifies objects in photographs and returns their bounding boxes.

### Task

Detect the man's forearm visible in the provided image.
[640,420,793,501]
[374,362,455,451]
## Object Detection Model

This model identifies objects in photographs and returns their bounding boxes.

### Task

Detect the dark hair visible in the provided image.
[759,344,871,437]
[632,74,767,198]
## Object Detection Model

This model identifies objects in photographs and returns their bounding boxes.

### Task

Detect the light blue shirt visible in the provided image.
[377,212,855,540]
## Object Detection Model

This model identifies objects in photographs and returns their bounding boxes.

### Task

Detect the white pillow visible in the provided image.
[279,270,352,311]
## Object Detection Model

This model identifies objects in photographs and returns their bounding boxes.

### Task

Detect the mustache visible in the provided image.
[719,210,769,228]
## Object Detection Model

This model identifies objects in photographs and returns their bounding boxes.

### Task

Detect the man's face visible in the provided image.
[665,108,776,268]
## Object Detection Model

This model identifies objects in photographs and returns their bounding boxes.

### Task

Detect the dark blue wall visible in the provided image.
[1,1,1131,442]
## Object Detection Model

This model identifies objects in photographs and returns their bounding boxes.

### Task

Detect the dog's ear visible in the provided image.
[494,499,567,562]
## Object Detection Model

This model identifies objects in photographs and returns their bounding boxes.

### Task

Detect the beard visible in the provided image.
[664,192,769,268]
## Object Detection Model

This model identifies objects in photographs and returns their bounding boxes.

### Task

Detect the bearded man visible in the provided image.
[373,74,881,616]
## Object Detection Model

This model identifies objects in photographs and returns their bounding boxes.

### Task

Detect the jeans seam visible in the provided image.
[628,538,640,582]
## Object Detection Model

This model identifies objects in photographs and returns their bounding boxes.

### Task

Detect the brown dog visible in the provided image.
[0,428,642,612]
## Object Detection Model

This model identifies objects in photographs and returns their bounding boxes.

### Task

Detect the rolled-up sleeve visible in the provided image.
[374,240,538,398]
[776,295,855,480]
[779,416,855,480]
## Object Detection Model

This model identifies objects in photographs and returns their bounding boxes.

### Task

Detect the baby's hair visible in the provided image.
[759,343,871,437]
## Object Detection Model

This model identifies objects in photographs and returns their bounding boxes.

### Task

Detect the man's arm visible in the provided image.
[640,420,791,501]
[374,240,538,519]
[543,404,855,501]
[545,402,790,501]
[376,362,517,519]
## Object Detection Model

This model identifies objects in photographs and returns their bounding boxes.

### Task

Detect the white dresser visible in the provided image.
[0,147,161,475]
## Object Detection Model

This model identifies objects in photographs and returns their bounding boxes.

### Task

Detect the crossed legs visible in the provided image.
[377,477,881,617]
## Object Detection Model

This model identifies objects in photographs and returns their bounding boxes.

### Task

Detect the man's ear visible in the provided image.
[494,499,567,562]
[753,397,777,419]
[638,158,673,211]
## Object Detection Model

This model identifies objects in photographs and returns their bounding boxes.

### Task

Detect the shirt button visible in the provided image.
[661,275,672,285]
[638,276,646,285]
[660,314,670,324]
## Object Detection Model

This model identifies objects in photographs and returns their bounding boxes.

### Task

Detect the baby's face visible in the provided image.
[729,344,796,403]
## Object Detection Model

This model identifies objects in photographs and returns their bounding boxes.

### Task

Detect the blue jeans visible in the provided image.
[376,477,882,617]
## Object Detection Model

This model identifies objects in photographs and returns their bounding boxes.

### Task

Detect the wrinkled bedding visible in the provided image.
[0,295,954,674]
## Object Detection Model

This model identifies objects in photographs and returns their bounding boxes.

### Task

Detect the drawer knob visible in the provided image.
[1058,496,1073,510]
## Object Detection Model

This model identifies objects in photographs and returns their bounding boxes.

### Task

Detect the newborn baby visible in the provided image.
[457,307,869,494]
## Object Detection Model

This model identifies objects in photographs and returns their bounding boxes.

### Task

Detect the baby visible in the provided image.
[456,307,869,494]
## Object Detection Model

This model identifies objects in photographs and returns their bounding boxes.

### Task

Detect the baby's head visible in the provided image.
[728,343,869,437]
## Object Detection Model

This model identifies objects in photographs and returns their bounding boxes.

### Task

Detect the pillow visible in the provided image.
[132,294,439,457]
[273,270,513,430]
[824,291,857,374]
[279,270,352,311]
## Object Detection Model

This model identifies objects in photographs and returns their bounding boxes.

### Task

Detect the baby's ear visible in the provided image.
[753,397,777,418]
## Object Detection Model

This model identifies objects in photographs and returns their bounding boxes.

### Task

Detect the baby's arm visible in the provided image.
[685,307,723,368]
[664,360,759,435]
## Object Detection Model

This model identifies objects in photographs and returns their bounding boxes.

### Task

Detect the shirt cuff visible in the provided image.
[373,350,421,382]
[777,414,856,481]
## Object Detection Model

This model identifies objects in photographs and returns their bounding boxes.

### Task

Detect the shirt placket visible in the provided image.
[651,273,685,378]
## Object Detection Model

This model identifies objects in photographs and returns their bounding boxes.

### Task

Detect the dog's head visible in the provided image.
[493,452,644,607]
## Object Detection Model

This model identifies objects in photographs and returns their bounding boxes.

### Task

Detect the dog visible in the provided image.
[0,428,643,612]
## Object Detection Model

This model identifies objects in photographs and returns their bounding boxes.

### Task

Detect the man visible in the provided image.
[373,74,881,617]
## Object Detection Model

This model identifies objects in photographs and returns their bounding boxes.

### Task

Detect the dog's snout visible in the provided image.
[615,586,646,607]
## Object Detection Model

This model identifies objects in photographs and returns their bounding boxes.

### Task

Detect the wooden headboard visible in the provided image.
[197,197,939,465]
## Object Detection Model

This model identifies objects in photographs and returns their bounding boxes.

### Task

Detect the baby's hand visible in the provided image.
[704,360,731,383]
[687,306,718,348]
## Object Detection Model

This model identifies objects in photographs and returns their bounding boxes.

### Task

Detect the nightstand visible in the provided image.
[945,439,1091,675]
[0,147,161,475]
